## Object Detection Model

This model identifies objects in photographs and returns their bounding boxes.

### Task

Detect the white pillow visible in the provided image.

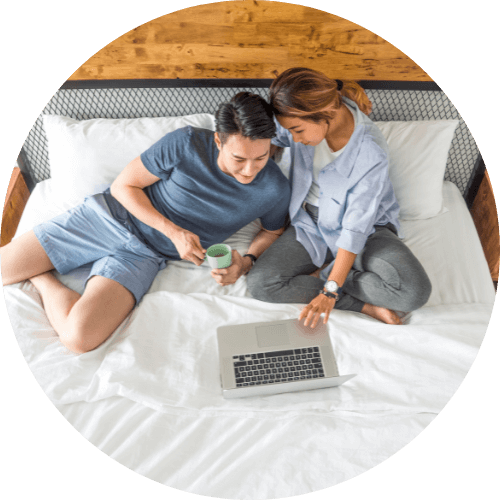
[43,114,216,206]
[43,115,457,221]
[374,120,458,220]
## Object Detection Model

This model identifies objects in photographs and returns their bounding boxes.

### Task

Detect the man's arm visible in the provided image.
[211,225,285,286]
[110,156,206,265]
[111,156,175,237]
[243,226,285,271]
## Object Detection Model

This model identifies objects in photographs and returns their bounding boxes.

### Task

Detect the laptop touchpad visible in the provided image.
[256,324,290,348]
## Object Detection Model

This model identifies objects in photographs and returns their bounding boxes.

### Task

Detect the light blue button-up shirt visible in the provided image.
[272,98,401,269]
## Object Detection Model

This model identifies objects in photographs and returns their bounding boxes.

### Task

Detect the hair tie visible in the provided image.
[335,79,343,91]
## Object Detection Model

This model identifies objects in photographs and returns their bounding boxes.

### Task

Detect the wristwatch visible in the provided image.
[243,254,257,274]
[323,280,343,300]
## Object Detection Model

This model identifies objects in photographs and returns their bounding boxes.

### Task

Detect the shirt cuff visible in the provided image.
[335,228,368,255]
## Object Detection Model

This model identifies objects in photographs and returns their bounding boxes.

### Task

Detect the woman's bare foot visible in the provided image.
[361,303,402,325]
[309,262,330,279]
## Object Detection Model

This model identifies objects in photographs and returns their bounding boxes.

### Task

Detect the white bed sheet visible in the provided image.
[4,180,496,499]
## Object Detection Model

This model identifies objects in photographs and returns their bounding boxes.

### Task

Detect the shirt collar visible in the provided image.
[325,98,367,179]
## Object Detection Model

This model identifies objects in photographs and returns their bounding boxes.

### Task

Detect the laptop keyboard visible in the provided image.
[233,347,325,387]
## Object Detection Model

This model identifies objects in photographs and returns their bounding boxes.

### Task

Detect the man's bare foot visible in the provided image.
[361,303,402,325]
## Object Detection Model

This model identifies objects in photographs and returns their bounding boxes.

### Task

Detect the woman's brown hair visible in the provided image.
[269,67,372,121]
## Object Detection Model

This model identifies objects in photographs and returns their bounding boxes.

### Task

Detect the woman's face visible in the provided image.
[276,115,329,147]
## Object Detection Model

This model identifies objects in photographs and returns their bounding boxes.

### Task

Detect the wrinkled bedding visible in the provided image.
[4,180,495,499]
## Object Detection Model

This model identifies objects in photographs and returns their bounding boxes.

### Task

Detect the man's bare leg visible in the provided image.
[30,272,136,354]
[30,272,82,326]
[1,230,54,285]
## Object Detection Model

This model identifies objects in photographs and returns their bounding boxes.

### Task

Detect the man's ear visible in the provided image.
[214,132,222,150]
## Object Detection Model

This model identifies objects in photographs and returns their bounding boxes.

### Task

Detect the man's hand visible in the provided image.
[299,293,336,328]
[211,250,252,286]
[170,227,206,265]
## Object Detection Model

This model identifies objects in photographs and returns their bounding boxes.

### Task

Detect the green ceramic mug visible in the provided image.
[205,244,232,269]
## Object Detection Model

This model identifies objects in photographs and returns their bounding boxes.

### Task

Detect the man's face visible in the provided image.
[215,133,271,184]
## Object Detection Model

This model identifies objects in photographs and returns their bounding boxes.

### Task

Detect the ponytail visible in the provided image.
[270,67,373,120]
[337,80,372,115]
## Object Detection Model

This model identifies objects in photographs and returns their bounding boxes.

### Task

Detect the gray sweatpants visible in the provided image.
[247,224,432,313]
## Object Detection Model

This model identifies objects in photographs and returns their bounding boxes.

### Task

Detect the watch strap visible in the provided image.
[319,289,339,300]
[243,253,257,264]
[243,253,257,275]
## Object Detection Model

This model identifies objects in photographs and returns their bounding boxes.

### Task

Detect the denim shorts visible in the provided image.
[33,193,167,304]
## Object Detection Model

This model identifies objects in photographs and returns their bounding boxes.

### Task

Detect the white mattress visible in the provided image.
[3,179,496,499]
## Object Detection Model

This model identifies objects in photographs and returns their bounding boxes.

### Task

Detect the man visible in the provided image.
[1,92,291,354]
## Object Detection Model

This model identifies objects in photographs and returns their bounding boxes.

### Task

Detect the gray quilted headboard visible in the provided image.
[19,80,482,203]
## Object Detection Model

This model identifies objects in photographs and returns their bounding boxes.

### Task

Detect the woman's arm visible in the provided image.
[324,247,357,288]
[299,248,356,328]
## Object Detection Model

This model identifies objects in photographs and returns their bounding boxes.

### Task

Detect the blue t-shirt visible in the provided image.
[105,127,291,260]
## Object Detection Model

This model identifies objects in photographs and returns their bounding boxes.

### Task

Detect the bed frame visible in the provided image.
[3,79,498,287]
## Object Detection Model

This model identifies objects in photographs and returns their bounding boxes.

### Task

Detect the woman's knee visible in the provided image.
[246,267,284,303]
[363,244,433,312]
[409,274,432,310]
[399,271,433,312]
[246,267,273,301]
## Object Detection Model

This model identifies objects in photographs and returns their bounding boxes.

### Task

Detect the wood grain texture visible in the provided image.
[1,167,30,247]
[471,170,500,282]
[69,1,430,81]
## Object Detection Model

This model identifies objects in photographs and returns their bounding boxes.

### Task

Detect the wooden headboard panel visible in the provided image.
[69,0,431,82]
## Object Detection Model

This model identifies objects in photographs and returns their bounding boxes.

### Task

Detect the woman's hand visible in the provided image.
[299,292,336,328]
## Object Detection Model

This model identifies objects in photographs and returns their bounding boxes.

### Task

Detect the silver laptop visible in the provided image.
[217,318,355,399]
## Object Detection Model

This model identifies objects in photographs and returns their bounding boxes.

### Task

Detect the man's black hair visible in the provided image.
[215,92,276,146]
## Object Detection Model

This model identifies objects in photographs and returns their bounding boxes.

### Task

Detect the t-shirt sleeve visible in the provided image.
[259,176,291,231]
[140,127,190,180]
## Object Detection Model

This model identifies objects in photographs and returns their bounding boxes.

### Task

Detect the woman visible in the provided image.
[247,67,432,328]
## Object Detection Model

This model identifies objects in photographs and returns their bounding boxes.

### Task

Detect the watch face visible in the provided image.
[325,280,339,293]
